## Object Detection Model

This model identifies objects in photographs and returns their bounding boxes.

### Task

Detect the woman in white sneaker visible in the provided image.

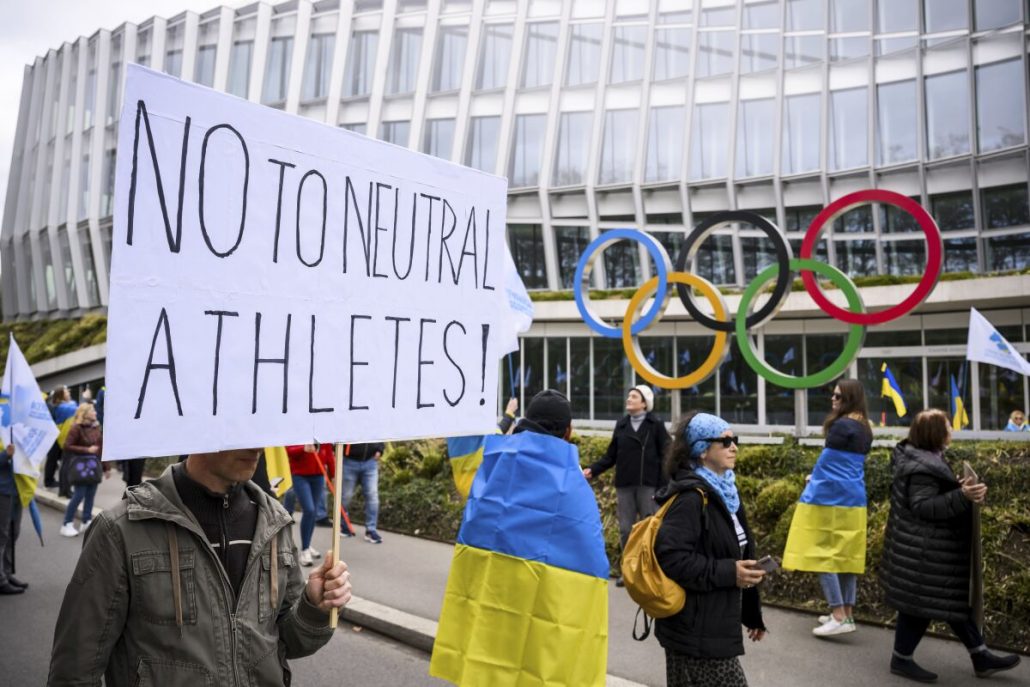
[59,403,108,537]
[782,379,872,637]
[286,443,334,566]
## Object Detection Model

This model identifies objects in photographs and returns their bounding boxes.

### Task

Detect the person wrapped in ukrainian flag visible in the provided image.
[431,390,609,686]
[782,379,874,637]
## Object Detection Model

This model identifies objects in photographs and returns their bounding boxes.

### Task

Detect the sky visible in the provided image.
[0,0,240,225]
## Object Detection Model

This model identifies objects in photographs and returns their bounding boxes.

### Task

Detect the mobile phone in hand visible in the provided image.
[753,555,780,574]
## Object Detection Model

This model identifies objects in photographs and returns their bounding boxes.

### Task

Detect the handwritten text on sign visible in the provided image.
[104,66,510,460]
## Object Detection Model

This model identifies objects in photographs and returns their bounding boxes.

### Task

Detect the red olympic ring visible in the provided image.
[799,190,943,326]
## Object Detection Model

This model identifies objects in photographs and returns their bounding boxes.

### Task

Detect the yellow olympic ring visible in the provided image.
[622,272,730,389]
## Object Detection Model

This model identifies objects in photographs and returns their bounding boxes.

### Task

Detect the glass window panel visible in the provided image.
[740,235,778,281]
[654,28,692,80]
[831,0,870,32]
[878,0,918,32]
[782,93,821,174]
[165,48,183,79]
[834,239,878,276]
[344,31,378,97]
[741,33,780,73]
[789,237,831,262]
[387,28,422,95]
[658,0,692,24]
[736,98,776,177]
[785,35,825,68]
[21,235,36,309]
[721,339,758,425]
[136,30,152,66]
[57,227,79,308]
[227,41,253,97]
[509,114,547,187]
[926,358,969,419]
[974,0,1023,30]
[262,36,293,103]
[830,36,869,61]
[765,334,805,425]
[883,239,926,275]
[830,87,868,169]
[476,23,513,90]
[302,34,334,99]
[508,223,548,288]
[610,25,647,83]
[650,230,684,262]
[637,338,674,417]
[879,200,921,233]
[834,205,873,233]
[342,123,367,134]
[546,337,568,396]
[100,149,116,217]
[380,119,410,145]
[570,337,591,417]
[677,336,718,414]
[785,205,822,232]
[861,358,920,427]
[877,80,918,165]
[986,232,1030,271]
[565,23,603,86]
[553,112,593,185]
[787,0,826,30]
[465,115,500,173]
[925,71,970,158]
[690,102,729,179]
[594,338,634,420]
[520,338,544,402]
[645,106,685,182]
[943,236,978,273]
[979,359,1025,430]
[600,230,640,288]
[877,36,919,54]
[696,31,735,77]
[924,0,968,32]
[82,235,100,305]
[805,334,847,419]
[83,45,97,128]
[39,230,57,310]
[77,135,90,221]
[693,233,736,284]
[976,59,1026,153]
[555,226,590,288]
[930,191,974,231]
[107,54,122,125]
[982,184,1030,229]
[745,1,780,29]
[701,6,736,26]
[522,22,559,88]
[599,109,639,184]
[432,26,468,92]
[422,118,455,159]
[194,45,217,87]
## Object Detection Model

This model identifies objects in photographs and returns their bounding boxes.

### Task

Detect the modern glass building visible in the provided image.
[2,0,1029,432]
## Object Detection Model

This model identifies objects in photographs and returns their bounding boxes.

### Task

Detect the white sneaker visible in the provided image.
[813,617,856,637]
[81,519,92,531]
[304,547,322,560]
[59,523,79,538]
[818,614,831,624]
[298,548,313,567]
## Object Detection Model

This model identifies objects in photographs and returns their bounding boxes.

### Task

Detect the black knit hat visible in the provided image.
[525,389,572,436]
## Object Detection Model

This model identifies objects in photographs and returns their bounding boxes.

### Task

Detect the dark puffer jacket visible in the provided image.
[653,469,764,658]
[881,440,973,623]
[588,413,670,488]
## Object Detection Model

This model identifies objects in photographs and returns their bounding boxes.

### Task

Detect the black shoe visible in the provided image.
[7,577,28,589]
[0,583,25,595]
[890,656,938,683]
[972,651,1021,677]
[315,518,332,528]
[44,480,57,488]
[615,577,625,588]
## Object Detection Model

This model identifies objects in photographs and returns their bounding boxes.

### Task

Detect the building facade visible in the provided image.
[2,0,1029,431]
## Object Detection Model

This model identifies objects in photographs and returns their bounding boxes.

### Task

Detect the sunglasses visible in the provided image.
[703,436,740,448]
[831,392,842,400]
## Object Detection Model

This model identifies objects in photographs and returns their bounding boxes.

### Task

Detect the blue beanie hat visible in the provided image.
[685,413,731,459]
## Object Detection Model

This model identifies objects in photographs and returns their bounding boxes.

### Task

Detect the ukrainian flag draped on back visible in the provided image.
[52,400,77,448]
[431,431,609,686]
[446,435,490,501]
[782,446,867,574]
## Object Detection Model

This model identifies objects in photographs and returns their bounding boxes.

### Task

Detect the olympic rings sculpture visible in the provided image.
[573,189,944,390]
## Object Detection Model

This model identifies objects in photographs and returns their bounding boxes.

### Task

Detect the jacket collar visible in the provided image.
[892,440,957,484]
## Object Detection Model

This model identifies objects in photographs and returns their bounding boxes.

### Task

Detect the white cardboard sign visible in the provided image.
[104,66,510,460]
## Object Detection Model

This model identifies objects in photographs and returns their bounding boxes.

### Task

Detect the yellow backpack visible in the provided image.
[621,489,708,638]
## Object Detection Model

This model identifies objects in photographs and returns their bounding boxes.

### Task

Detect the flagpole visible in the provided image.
[330,442,344,629]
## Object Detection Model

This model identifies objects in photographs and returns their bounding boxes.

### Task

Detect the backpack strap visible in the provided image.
[632,606,653,642]
[694,487,709,531]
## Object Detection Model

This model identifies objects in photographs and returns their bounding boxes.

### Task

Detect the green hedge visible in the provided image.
[0,315,107,368]
[347,436,1030,653]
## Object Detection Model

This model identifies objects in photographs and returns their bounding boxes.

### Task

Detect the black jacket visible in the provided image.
[653,469,764,658]
[589,413,670,488]
[881,441,973,623]
[345,442,385,461]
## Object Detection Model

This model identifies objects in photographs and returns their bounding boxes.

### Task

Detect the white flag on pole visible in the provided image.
[1,335,60,478]
[499,244,534,355]
[966,308,1030,377]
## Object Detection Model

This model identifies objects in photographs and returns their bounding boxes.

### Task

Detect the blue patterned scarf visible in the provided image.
[694,465,740,514]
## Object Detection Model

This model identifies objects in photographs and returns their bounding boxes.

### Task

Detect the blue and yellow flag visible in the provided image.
[782,446,867,574]
[446,435,489,501]
[881,362,907,418]
[431,431,609,686]
[52,400,77,448]
[950,375,969,430]
[263,446,293,498]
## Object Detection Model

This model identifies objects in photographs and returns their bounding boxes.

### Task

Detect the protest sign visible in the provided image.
[104,66,512,460]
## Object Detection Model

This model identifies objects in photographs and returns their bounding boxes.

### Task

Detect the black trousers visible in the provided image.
[0,493,22,585]
[893,612,984,656]
[44,442,62,486]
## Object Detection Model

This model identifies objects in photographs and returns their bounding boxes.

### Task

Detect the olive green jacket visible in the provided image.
[48,467,333,687]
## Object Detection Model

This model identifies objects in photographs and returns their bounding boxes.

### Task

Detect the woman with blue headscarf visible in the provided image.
[653,411,767,687]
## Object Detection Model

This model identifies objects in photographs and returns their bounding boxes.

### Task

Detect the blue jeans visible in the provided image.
[342,459,379,533]
[292,475,324,550]
[819,572,857,608]
[64,484,97,526]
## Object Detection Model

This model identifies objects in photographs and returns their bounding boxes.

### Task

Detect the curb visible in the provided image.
[36,490,648,686]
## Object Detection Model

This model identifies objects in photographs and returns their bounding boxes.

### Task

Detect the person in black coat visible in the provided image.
[653,410,767,687]
[882,409,1020,682]
[583,385,670,585]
